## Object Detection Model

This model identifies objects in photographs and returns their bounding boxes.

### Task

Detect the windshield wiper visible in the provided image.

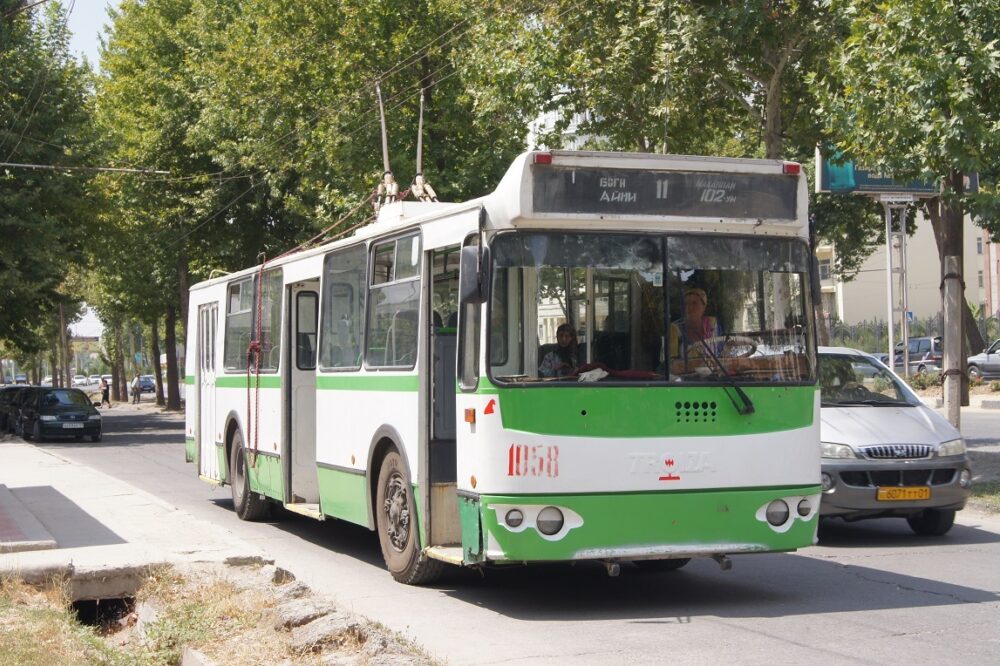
[835,399,911,407]
[696,336,755,415]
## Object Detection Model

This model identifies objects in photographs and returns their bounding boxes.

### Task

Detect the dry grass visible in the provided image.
[0,574,116,666]
[972,481,1000,514]
[0,565,432,666]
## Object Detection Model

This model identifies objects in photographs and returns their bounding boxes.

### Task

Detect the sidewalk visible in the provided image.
[0,432,264,599]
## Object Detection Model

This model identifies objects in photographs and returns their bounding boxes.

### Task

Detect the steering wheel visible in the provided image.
[702,335,758,358]
[839,382,872,400]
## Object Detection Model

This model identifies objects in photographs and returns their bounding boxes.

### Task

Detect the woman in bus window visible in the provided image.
[670,287,723,360]
[539,324,579,377]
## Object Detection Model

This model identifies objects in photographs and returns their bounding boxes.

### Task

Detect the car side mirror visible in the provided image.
[459,245,489,305]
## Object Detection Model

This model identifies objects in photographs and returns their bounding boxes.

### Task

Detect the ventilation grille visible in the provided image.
[860,444,932,460]
[675,400,718,423]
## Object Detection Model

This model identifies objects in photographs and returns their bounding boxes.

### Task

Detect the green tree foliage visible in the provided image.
[0,0,96,352]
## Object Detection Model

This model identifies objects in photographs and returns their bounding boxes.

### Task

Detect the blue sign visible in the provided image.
[816,149,978,196]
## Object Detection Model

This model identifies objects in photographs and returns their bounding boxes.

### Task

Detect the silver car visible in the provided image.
[818,346,972,536]
[968,338,1000,380]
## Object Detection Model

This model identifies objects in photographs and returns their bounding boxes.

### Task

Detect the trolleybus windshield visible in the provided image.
[488,232,815,384]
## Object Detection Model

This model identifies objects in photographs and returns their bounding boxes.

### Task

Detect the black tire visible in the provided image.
[907,508,956,536]
[229,430,270,521]
[91,434,102,443]
[634,558,691,572]
[375,451,443,585]
[968,365,982,381]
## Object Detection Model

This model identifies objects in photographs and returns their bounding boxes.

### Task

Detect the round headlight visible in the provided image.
[536,506,564,535]
[505,508,524,528]
[765,500,790,526]
[797,498,812,517]
[821,472,834,491]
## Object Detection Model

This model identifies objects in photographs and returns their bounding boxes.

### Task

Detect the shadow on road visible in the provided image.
[37,410,183,449]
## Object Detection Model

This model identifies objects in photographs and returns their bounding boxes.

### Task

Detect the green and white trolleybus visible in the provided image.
[185,150,820,584]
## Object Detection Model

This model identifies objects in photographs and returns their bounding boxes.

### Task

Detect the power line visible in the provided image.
[0,161,169,174]
[2,0,52,18]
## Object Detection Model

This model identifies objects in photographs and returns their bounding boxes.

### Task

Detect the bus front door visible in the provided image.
[286,282,320,508]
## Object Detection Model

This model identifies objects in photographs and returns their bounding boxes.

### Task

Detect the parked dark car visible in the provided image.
[139,375,156,393]
[16,387,102,443]
[14,373,28,385]
[2,386,33,433]
[968,338,1000,380]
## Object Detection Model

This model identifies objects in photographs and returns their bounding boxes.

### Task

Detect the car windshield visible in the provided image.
[819,353,919,406]
[40,389,90,408]
[488,232,815,385]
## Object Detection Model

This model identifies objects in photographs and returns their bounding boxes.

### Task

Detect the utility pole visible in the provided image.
[881,196,912,375]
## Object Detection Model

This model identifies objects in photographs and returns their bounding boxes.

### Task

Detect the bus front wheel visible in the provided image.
[375,451,443,585]
[229,431,270,521]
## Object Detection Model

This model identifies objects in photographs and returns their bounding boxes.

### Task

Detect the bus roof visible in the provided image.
[190,150,807,292]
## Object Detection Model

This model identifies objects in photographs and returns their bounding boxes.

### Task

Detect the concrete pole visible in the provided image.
[943,255,962,427]
[884,203,895,363]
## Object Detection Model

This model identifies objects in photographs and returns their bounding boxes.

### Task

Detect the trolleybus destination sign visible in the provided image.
[532,167,798,220]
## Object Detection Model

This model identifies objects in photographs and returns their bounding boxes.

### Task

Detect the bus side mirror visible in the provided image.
[459,245,488,305]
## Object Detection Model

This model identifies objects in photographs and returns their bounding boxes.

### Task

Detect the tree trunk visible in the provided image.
[165,305,181,411]
[151,315,165,406]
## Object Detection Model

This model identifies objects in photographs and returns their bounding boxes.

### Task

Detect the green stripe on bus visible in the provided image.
[317,467,369,527]
[247,452,283,501]
[478,485,820,562]
[497,385,815,437]
[215,375,282,389]
[316,375,419,392]
[185,437,195,463]
[185,375,195,385]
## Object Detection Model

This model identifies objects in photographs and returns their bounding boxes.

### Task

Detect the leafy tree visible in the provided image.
[0,0,97,352]
[814,0,1000,414]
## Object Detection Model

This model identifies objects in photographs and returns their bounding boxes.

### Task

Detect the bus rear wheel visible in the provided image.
[375,451,443,585]
[229,431,270,521]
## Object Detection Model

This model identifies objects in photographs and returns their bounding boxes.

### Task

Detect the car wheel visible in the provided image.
[229,430,270,521]
[375,451,443,585]
[91,434,102,442]
[968,365,982,381]
[634,558,691,572]
[916,364,927,375]
[906,508,956,536]
[31,421,43,443]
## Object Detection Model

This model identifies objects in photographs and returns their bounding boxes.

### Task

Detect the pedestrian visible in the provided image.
[130,373,141,404]
[100,377,111,408]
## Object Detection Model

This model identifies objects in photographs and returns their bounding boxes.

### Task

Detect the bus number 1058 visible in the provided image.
[507,444,560,478]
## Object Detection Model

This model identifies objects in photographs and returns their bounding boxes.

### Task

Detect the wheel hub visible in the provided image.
[382,474,409,551]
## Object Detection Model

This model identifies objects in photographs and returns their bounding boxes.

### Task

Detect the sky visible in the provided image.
[66,1,119,66]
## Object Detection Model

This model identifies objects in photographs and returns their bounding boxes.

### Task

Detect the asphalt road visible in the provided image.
[35,407,1000,665]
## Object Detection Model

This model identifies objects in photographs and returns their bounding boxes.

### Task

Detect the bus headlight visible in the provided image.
[797,498,813,517]
[821,442,856,459]
[938,439,965,457]
[765,500,790,526]
[504,509,524,528]
[536,506,564,535]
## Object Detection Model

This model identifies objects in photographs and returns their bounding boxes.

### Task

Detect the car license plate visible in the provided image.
[62,422,84,429]
[876,486,931,501]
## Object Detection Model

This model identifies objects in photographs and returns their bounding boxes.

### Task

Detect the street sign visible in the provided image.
[906,311,914,323]
[879,194,914,204]
[815,148,979,196]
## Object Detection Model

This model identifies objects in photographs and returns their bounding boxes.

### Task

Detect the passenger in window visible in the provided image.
[539,324,579,378]
[670,287,723,360]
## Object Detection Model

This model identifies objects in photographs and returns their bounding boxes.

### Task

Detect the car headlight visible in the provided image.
[39,415,56,421]
[938,438,966,457]
[821,442,857,459]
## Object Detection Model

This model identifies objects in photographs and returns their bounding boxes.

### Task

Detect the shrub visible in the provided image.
[991,381,1000,393]
[909,372,943,390]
